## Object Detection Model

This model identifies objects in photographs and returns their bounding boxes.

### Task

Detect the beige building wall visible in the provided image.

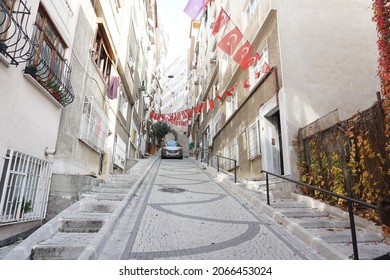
[272,0,380,175]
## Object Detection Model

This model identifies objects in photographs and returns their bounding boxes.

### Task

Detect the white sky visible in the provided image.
[157,0,192,65]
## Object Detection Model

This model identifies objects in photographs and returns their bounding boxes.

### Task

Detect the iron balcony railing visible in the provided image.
[24,36,74,107]
[261,169,377,260]
[0,0,37,66]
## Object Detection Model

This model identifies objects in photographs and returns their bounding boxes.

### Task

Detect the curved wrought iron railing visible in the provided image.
[0,0,37,65]
[261,169,378,260]
[25,54,74,107]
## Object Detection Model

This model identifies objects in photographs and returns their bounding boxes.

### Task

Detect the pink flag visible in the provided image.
[212,8,230,35]
[243,78,251,88]
[217,27,243,56]
[183,0,206,20]
[241,52,261,71]
[200,102,206,112]
[208,99,215,110]
[261,61,271,74]
[216,95,224,101]
[233,41,253,66]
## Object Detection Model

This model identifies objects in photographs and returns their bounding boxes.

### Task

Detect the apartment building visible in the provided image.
[190,0,379,180]
[0,0,163,243]
[0,0,78,241]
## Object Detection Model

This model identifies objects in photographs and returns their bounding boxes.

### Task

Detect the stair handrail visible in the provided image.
[200,150,237,183]
[261,169,377,260]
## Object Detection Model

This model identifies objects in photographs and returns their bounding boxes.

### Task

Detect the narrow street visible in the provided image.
[98,158,324,260]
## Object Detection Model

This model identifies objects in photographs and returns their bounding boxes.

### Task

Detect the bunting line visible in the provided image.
[150,63,272,126]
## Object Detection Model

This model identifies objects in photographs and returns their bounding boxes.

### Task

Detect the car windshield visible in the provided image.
[166,141,179,147]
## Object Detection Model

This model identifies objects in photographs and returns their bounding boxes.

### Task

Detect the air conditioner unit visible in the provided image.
[194,76,199,85]
[139,80,146,91]
[210,52,217,63]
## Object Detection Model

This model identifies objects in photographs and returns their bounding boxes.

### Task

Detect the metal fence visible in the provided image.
[0,149,53,224]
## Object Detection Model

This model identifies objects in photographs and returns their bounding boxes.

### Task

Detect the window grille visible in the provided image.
[247,119,261,159]
[119,88,128,121]
[0,149,52,224]
[223,138,239,170]
[209,111,221,145]
[79,96,109,153]
[226,94,237,119]
[113,134,126,169]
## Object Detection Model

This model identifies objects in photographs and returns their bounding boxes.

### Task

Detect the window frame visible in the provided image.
[249,42,269,90]
[247,119,261,160]
[226,93,238,120]
[223,138,239,170]
[118,87,128,121]
[31,6,67,81]
[0,1,14,43]
[92,25,113,83]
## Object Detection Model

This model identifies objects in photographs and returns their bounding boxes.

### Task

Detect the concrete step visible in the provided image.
[333,242,390,260]
[30,233,94,260]
[94,193,126,201]
[79,201,117,213]
[59,213,109,233]
[92,186,130,193]
[279,209,329,218]
[314,229,384,244]
[295,219,351,229]
[99,182,134,188]
[272,201,311,209]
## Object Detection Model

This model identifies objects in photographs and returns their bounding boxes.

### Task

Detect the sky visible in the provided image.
[157,0,192,65]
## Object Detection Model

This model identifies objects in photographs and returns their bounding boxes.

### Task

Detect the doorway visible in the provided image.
[259,97,284,176]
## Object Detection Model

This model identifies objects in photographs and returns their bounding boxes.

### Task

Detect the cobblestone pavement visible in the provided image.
[99,158,325,260]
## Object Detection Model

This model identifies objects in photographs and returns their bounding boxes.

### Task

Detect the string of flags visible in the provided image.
[150,62,272,126]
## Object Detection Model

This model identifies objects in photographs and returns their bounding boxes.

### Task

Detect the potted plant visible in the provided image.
[0,38,7,54]
[23,199,32,213]
[19,198,32,218]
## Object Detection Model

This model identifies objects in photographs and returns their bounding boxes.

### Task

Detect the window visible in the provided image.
[249,42,269,90]
[209,111,221,145]
[31,6,66,81]
[127,46,135,74]
[92,25,112,82]
[113,134,126,169]
[0,0,16,37]
[23,5,74,107]
[221,53,228,74]
[111,0,121,12]
[79,96,109,153]
[119,88,128,121]
[226,94,237,119]
[244,0,257,26]
[247,119,261,159]
[223,138,239,170]
[0,149,52,224]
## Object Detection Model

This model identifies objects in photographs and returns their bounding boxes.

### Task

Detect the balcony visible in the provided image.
[0,0,37,66]
[24,55,74,107]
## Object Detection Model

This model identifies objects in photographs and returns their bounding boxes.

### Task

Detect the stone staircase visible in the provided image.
[244,179,390,260]
[3,156,157,260]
